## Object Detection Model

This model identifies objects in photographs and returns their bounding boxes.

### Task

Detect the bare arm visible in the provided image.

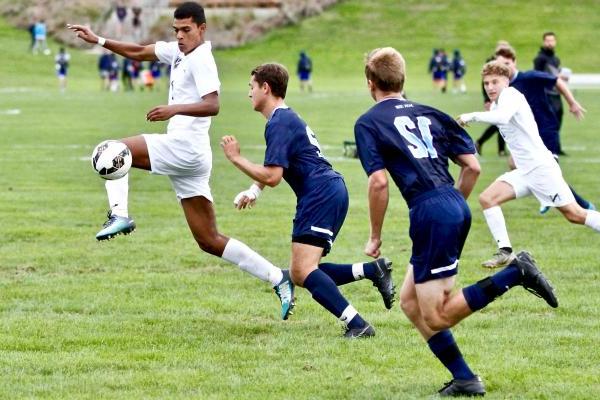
[220,136,283,187]
[365,169,389,258]
[555,78,586,120]
[146,92,220,122]
[67,24,157,61]
[453,154,481,199]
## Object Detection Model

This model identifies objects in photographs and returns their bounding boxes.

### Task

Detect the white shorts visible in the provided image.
[497,163,574,207]
[143,133,213,201]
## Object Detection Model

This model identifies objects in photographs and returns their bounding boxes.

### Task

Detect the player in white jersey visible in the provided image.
[68,2,295,319]
[458,61,600,268]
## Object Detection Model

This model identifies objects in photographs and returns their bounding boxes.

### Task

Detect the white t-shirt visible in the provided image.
[460,86,555,173]
[154,41,220,143]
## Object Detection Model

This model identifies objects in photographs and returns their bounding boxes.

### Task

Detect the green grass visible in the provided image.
[1,1,600,398]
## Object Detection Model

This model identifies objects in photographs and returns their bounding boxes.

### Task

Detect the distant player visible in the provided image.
[68,2,295,319]
[495,46,594,217]
[357,48,558,397]
[54,47,70,92]
[220,63,396,338]
[458,61,600,268]
[296,50,313,92]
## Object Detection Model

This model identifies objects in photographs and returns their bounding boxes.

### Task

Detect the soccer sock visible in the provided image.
[304,269,366,329]
[584,210,600,232]
[427,330,475,380]
[462,265,521,311]
[570,185,591,209]
[106,174,129,218]
[221,238,283,286]
[483,206,512,249]
[318,261,377,286]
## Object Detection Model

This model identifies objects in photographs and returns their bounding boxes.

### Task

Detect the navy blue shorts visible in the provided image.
[298,71,311,81]
[409,187,471,284]
[292,177,348,256]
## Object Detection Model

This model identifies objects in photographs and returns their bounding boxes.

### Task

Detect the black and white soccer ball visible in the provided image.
[91,140,132,180]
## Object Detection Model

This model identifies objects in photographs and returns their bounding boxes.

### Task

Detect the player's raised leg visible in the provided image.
[180,195,294,319]
[291,243,374,338]
[96,135,150,241]
[557,202,600,233]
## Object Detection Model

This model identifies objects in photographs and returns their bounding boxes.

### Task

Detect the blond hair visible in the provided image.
[364,47,405,92]
[481,60,511,79]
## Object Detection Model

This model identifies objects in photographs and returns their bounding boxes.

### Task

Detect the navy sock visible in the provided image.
[304,269,366,329]
[570,185,591,209]
[319,261,377,285]
[463,265,521,311]
[428,330,475,380]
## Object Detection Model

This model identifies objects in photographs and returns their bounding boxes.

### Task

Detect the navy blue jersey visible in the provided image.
[354,98,475,207]
[511,70,559,135]
[264,107,341,200]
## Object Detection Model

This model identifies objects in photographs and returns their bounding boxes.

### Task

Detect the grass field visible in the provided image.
[1,1,600,398]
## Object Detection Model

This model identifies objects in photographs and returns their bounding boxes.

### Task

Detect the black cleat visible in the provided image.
[343,323,375,339]
[514,251,558,308]
[371,258,396,309]
[438,375,486,397]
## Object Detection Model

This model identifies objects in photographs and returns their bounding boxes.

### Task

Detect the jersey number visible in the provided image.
[306,126,325,159]
[393,116,438,159]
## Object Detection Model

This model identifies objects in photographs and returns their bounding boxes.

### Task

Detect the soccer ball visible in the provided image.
[91,140,132,180]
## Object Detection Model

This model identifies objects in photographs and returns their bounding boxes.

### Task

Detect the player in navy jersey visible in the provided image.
[494,46,593,215]
[355,47,558,397]
[221,63,396,338]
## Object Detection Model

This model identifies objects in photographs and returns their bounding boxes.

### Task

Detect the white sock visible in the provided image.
[340,305,358,326]
[483,206,512,249]
[106,174,129,218]
[351,263,365,280]
[221,238,283,286]
[585,210,600,232]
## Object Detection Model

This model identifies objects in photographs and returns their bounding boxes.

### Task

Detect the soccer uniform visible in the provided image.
[145,41,220,200]
[55,52,70,78]
[264,107,347,254]
[355,98,475,283]
[461,86,574,208]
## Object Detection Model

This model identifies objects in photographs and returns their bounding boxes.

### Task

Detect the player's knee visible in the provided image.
[194,233,223,256]
[399,296,418,318]
[289,268,306,287]
[479,191,494,208]
[563,208,586,224]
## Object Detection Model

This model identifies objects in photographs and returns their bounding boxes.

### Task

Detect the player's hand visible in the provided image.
[364,238,382,258]
[66,24,99,45]
[569,101,586,120]
[233,184,262,210]
[220,135,241,162]
[455,115,469,127]
[146,105,176,121]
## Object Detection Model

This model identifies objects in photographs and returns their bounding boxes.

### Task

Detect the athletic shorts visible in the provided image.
[292,177,348,256]
[298,71,311,81]
[409,187,471,284]
[497,163,574,208]
[143,133,212,201]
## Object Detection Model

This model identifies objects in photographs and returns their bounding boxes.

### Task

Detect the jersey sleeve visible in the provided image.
[190,50,221,98]
[154,41,177,65]
[263,122,292,168]
[461,88,521,126]
[531,70,557,90]
[354,118,385,176]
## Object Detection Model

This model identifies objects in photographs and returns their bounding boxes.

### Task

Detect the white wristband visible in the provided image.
[249,183,262,198]
[97,37,106,46]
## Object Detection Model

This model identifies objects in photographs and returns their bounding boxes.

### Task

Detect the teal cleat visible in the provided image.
[539,205,551,215]
[96,211,136,241]
[273,270,295,320]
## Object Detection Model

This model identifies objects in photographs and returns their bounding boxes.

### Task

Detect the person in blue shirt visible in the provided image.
[220,63,396,338]
[355,47,557,397]
[494,46,593,214]
[296,50,313,92]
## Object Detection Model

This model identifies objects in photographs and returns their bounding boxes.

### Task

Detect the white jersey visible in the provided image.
[461,86,555,173]
[154,41,220,145]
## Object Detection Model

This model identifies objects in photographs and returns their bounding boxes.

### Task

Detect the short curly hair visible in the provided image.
[481,61,511,79]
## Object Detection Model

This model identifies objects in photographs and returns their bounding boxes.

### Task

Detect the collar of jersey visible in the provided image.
[268,104,289,121]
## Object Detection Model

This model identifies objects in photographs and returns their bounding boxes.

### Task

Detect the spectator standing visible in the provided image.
[115,2,127,38]
[533,32,566,155]
[32,20,50,55]
[122,58,134,91]
[132,6,143,42]
[297,50,313,92]
[150,60,162,91]
[55,47,71,92]
[451,49,467,93]
[28,22,35,51]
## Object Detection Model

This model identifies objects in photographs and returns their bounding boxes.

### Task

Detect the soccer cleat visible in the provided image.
[273,270,295,320]
[343,323,375,339]
[514,251,558,308]
[96,211,136,241]
[371,258,396,309]
[481,248,515,269]
[539,205,551,215]
[438,376,486,397]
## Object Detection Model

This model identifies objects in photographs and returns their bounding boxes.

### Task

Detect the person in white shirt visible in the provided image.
[67,2,295,319]
[457,61,600,268]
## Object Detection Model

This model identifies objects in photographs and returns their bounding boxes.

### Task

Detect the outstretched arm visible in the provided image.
[220,135,283,187]
[67,24,157,61]
[555,78,586,120]
[365,169,389,258]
